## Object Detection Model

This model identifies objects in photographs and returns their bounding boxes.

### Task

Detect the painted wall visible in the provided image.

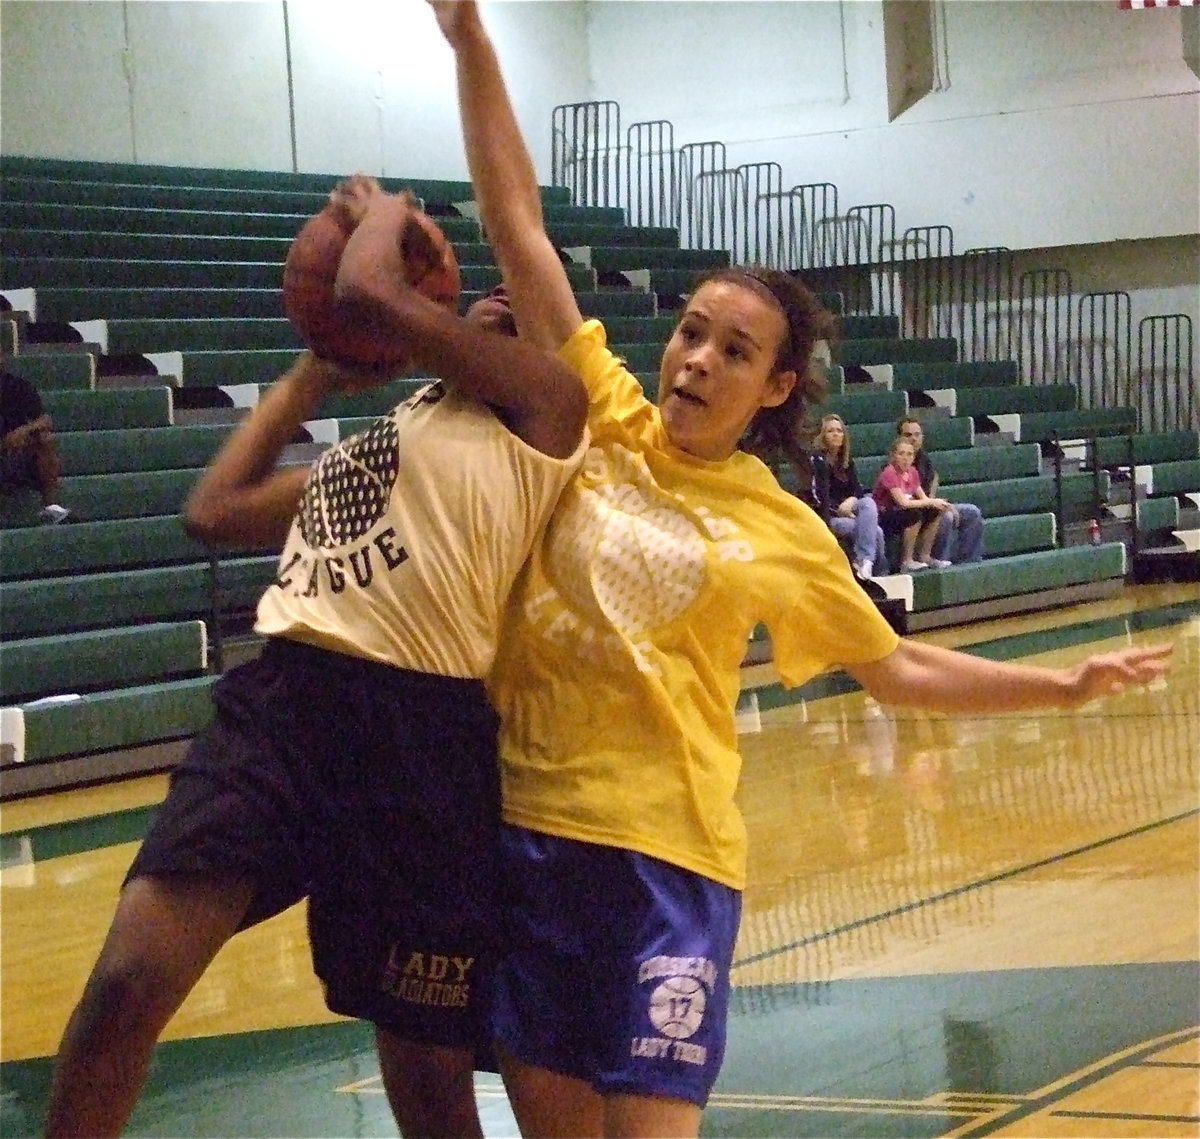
[584,0,1200,253]
[1,0,1196,388]
[0,0,590,182]
[2,0,1195,248]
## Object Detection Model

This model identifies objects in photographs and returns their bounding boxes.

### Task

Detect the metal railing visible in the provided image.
[552,100,1196,433]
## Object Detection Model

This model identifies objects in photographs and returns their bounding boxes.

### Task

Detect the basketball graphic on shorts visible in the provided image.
[648,976,706,1040]
[282,200,461,373]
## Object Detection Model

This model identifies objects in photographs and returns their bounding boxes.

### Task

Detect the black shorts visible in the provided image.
[880,505,940,534]
[127,637,502,1051]
[0,447,37,491]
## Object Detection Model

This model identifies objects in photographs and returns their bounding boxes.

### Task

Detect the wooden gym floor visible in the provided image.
[1,581,1197,1138]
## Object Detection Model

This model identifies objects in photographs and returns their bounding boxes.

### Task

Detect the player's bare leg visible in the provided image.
[44,874,255,1138]
[498,1046,605,1138]
[375,1028,483,1138]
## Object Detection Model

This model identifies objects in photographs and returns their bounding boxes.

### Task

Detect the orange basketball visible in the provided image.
[282,201,461,372]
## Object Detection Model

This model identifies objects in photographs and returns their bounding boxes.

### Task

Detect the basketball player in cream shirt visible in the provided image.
[45,179,588,1139]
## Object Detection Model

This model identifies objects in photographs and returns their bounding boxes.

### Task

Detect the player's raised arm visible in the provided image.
[427,0,583,353]
[335,189,587,459]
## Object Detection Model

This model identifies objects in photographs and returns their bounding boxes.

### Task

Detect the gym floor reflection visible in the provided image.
[2,583,1197,1138]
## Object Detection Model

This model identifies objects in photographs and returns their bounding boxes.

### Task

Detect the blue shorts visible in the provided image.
[493,826,741,1107]
[127,636,501,1054]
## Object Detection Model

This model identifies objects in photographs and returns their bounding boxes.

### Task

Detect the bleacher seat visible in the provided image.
[0,155,1145,781]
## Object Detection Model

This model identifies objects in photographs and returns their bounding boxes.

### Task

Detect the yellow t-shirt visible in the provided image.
[488,321,900,889]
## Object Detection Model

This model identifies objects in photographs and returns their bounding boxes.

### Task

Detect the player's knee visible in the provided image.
[75,955,179,1042]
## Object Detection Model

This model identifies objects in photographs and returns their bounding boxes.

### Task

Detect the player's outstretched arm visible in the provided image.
[334,192,587,459]
[183,353,341,548]
[427,0,583,353]
[846,637,1173,714]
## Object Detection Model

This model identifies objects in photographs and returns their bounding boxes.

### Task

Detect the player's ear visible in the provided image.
[761,368,796,409]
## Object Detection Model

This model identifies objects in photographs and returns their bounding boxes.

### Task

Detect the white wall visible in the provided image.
[1,0,1195,385]
[579,0,1199,396]
[282,0,589,180]
[584,0,1200,253]
[0,2,296,170]
[0,0,590,180]
[2,0,1194,248]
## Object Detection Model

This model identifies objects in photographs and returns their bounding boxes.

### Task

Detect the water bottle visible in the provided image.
[1089,518,1102,546]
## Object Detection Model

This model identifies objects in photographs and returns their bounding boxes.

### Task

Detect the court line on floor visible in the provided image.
[731,807,1200,970]
[942,1025,1200,1138]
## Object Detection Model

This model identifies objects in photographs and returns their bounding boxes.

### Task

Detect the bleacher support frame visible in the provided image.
[558,100,1195,435]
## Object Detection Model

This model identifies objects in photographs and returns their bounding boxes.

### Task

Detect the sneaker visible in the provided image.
[900,559,927,572]
[925,557,952,568]
[40,504,70,524]
[854,559,873,580]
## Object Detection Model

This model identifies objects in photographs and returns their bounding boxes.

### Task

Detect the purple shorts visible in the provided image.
[127,636,501,1051]
[493,825,741,1106]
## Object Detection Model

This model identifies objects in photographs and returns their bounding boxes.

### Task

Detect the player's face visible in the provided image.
[464,287,516,338]
[657,280,796,462]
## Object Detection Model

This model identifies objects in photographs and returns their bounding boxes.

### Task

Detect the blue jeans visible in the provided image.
[934,503,985,563]
[828,496,888,574]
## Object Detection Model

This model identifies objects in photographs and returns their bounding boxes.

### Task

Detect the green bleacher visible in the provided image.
[848,417,974,456]
[40,386,174,429]
[0,155,1141,776]
[1092,431,1199,467]
[0,515,241,580]
[0,621,208,702]
[892,360,1020,389]
[908,543,1126,620]
[5,352,95,390]
[0,557,277,639]
[15,675,219,764]
[0,256,597,294]
[56,468,204,522]
[57,424,236,476]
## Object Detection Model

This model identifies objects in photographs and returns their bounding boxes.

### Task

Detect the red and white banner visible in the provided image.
[1119,0,1198,8]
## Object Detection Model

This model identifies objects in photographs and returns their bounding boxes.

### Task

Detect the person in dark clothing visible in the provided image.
[811,413,887,578]
[0,367,68,523]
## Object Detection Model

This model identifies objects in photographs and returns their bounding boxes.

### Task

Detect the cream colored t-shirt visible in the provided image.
[256,381,587,679]
[488,321,899,889]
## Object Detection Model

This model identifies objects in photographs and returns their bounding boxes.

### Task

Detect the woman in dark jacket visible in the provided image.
[811,414,888,578]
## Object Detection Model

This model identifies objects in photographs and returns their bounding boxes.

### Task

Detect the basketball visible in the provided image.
[282,200,461,373]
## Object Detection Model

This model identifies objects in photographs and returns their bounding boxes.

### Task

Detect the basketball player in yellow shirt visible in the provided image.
[427,3,1174,1136]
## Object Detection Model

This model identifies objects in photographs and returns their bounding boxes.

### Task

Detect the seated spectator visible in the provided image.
[812,413,888,579]
[896,417,984,563]
[1,366,69,524]
[872,436,948,571]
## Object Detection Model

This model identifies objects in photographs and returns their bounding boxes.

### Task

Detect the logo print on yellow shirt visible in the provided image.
[546,445,708,638]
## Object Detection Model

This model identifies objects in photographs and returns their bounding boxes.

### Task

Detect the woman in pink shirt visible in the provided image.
[872,437,950,571]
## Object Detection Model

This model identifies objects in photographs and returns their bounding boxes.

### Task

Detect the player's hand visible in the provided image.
[328,173,385,231]
[323,356,396,394]
[1069,643,1174,702]
[426,0,482,47]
